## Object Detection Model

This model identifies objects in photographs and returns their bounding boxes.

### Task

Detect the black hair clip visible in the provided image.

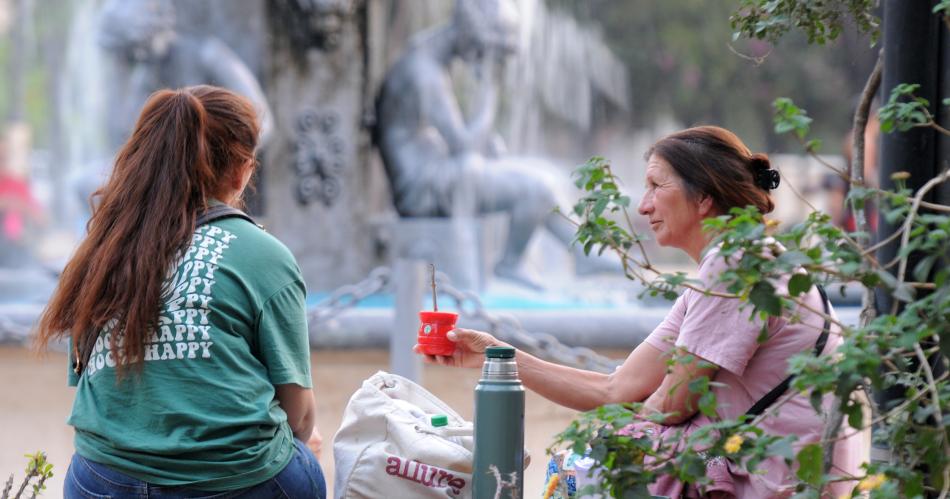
[755,169,780,190]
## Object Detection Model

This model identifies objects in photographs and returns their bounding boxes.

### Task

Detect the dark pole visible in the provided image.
[938,14,950,207]
[876,3,941,316]
[874,0,945,469]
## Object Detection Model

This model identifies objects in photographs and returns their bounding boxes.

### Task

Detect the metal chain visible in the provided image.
[434,271,622,374]
[308,266,391,325]
[1,265,625,374]
[306,265,622,373]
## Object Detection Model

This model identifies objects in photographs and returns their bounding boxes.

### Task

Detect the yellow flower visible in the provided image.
[724,434,743,454]
[837,494,852,499]
[857,473,886,492]
[890,171,911,181]
[543,474,560,499]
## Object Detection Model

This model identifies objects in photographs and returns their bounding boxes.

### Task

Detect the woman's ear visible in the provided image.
[231,160,254,191]
[697,195,715,218]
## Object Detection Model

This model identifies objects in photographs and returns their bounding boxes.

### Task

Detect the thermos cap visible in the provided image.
[431,414,449,427]
[485,346,516,359]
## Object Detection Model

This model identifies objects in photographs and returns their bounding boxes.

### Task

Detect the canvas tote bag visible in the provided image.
[333,371,474,498]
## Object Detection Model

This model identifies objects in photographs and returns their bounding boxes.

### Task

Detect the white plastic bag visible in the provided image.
[333,371,475,498]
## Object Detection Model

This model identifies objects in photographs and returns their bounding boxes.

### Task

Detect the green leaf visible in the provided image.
[772,98,813,138]
[777,250,811,267]
[766,438,795,461]
[892,283,915,303]
[913,254,938,283]
[593,197,609,217]
[698,390,717,418]
[688,376,709,393]
[874,268,899,290]
[749,281,783,316]
[756,323,769,343]
[795,443,823,486]
[879,84,932,133]
[788,273,813,297]
[844,401,863,430]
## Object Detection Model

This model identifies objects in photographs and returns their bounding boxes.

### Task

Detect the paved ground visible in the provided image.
[1,346,620,497]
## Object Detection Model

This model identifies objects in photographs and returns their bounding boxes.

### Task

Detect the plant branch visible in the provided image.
[28,474,49,499]
[861,226,904,257]
[892,168,950,315]
[726,42,771,65]
[820,397,845,488]
[852,49,883,330]
[13,470,37,499]
[828,375,947,445]
[776,168,821,213]
[2,475,13,499]
[918,200,950,213]
[850,49,883,244]
[609,163,654,270]
[796,137,849,179]
[912,342,950,485]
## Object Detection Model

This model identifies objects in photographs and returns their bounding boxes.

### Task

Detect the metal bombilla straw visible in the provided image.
[429,263,438,311]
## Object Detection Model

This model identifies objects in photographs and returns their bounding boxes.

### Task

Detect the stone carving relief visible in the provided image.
[292,108,346,207]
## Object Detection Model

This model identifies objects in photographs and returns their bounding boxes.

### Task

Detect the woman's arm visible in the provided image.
[643,352,719,425]
[275,384,317,443]
[420,328,670,411]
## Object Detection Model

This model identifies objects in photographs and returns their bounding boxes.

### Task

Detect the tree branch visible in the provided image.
[892,168,950,315]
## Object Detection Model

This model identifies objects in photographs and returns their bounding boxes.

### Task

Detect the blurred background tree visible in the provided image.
[548,0,878,152]
[0,0,879,162]
[1,0,73,149]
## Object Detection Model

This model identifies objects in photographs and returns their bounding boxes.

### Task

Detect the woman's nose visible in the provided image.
[638,193,652,216]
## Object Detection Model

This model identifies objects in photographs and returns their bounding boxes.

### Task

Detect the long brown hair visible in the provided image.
[648,126,775,215]
[35,85,260,372]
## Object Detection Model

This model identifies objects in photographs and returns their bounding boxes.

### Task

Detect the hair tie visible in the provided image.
[755,168,780,190]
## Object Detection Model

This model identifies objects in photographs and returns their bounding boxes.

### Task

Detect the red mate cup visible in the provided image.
[418,311,458,356]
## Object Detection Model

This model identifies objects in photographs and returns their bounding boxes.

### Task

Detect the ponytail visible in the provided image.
[36,86,258,375]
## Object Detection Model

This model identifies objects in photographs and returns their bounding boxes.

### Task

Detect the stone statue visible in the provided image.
[375,0,612,289]
[270,0,357,52]
[97,0,274,148]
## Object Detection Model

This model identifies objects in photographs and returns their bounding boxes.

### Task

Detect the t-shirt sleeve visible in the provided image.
[256,280,313,388]
[674,251,765,376]
[644,293,687,354]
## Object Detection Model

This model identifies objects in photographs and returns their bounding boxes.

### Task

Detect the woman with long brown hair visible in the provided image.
[36,85,326,498]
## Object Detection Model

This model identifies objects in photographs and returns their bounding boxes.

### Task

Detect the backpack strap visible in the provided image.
[72,330,101,376]
[196,204,256,227]
[745,284,831,418]
[72,205,257,377]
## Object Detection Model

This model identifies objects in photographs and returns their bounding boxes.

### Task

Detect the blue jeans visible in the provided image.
[64,439,326,499]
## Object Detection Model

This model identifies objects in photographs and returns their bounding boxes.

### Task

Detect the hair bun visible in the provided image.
[750,154,771,171]
[750,154,779,190]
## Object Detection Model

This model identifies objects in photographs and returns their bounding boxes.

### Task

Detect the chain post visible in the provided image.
[391,259,425,382]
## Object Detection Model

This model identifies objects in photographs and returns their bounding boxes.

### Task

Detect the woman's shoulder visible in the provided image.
[204,218,297,266]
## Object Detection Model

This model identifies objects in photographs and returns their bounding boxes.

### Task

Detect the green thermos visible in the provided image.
[473,346,524,499]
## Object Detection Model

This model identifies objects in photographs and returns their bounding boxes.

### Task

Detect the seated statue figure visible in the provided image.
[97,0,274,148]
[375,0,612,289]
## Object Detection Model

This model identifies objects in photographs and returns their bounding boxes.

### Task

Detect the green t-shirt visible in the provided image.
[67,216,312,491]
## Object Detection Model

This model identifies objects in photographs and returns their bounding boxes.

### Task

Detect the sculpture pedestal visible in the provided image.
[381,214,507,293]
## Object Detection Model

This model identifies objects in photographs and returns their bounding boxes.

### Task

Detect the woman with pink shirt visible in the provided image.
[416,126,866,498]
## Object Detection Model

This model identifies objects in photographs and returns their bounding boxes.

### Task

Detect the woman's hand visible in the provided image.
[413,328,505,368]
